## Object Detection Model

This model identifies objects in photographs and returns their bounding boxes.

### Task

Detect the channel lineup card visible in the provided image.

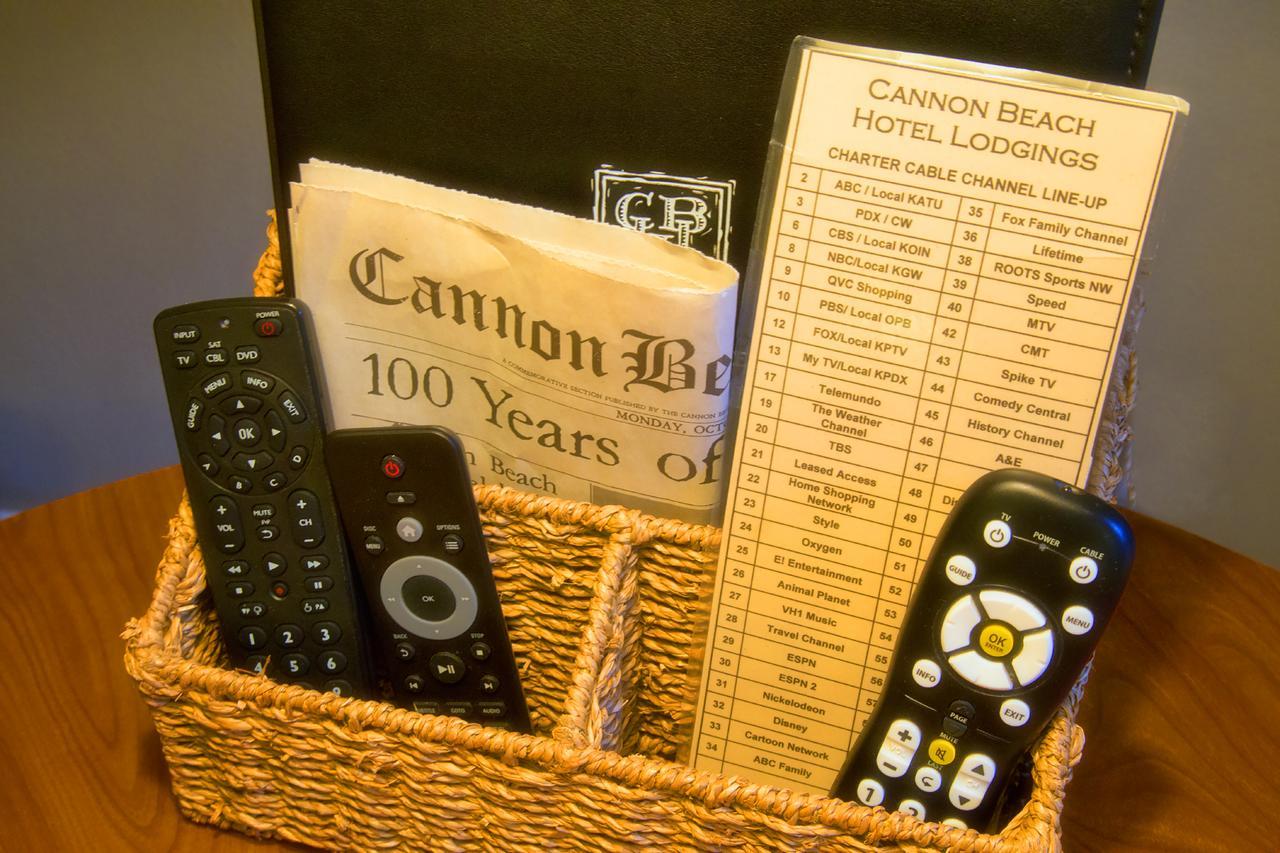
[690,40,1183,793]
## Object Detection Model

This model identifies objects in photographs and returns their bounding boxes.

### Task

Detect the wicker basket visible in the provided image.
[122,218,1141,851]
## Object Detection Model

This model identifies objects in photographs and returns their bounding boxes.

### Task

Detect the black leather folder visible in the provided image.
[255,0,1163,289]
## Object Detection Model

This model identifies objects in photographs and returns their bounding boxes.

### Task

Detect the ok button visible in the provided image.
[403,574,456,622]
[978,623,1016,658]
[233,418,262,447]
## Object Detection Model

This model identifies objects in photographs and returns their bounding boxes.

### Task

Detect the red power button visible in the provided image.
[381,454,405,479]
[254,317,283,337]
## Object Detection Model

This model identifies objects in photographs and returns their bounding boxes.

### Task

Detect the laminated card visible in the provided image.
[689,40,1186,793]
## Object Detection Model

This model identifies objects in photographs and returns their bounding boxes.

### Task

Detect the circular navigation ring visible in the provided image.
[380,556,478,640]
[184,369,307,494]
[940,587,1056,691]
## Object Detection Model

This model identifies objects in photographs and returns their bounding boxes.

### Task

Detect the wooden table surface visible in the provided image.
[0,466,1275,850]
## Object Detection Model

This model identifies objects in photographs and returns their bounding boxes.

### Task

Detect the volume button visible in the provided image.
[209,496,245,554]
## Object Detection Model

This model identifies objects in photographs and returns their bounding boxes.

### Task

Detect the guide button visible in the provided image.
[944,555,976,586]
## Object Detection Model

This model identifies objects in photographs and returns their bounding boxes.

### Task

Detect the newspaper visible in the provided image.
[290,161,739,524]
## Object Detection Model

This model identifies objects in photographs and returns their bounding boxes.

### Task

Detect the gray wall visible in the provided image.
[2,1,1276,566]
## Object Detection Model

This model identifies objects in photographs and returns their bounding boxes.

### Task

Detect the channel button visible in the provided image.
[949,753,997,811]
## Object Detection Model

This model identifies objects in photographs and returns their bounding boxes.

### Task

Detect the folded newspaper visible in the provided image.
[290,161,739,524]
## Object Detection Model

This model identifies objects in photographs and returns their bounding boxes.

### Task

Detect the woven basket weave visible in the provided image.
[122,217,1140,851]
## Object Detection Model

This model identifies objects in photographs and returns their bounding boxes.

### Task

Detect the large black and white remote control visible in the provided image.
[153,298,372,696]
[829,469,1134,830]
[325,426,532,732]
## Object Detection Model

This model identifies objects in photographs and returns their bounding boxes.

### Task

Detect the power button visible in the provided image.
[381,454,405,479]
[254,317,283,337]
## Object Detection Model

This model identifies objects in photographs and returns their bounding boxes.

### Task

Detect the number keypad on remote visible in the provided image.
[154,298,371,697]
[830,469,1134,831]
[326,427,532,732]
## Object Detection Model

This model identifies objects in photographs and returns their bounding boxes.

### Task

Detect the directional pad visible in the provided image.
[940,588,1054,690]
[183,370,308,494]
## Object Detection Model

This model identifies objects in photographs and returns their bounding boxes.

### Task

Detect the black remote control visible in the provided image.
[325,426,532,732]
[153,298,372,696]
[829,469,1134,830]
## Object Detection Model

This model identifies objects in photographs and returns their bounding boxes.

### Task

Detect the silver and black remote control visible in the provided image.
[830,469,1134,830]
[326,426,532,732]
[153,298,372,696]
